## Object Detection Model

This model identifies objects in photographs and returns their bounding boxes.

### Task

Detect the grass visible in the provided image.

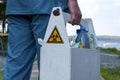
[101,66,120,80]
[0,70,3,80]
[100,47,120,56]
[0,35,8,55]
[100,48,120,80]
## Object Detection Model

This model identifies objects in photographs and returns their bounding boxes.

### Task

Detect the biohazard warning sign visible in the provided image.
[47,26,64,44]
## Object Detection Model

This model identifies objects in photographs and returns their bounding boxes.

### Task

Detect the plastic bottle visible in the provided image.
[75,25,90,48]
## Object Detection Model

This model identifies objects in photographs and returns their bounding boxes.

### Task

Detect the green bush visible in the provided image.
[0,2,6,19]
[101,66,120,80]
[100,48,120,55]
[0,34,8,56]
[0,70,3,80]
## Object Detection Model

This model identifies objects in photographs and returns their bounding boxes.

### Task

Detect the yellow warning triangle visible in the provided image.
[47,26,64,44]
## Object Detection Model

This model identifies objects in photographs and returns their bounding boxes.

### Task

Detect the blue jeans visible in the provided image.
[3,14,50,80]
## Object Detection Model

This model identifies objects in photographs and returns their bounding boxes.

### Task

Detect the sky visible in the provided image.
[77,0,120,36]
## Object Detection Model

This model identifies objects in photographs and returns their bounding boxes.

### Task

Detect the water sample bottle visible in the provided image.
[75,25,90,48]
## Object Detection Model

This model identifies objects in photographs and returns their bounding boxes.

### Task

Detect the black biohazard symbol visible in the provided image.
[47,26,64,44]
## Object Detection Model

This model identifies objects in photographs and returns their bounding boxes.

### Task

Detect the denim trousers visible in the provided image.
[3,14,50,80]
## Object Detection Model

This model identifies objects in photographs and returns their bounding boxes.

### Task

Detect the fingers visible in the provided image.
[68,15,81,25]
[68,20,80,25]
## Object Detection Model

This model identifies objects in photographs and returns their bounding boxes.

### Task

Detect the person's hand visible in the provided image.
[68,0,82,25]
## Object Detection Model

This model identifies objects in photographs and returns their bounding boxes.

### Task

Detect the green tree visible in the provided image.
[0,0,6,33]
[0,0,6,19]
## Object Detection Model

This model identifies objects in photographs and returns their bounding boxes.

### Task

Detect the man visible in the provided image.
[3,0,82,80]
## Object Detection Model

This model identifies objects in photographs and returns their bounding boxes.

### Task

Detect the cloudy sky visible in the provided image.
[78,0,120,36]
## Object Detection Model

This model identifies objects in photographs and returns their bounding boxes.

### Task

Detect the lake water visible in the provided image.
[97,38,120,50]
